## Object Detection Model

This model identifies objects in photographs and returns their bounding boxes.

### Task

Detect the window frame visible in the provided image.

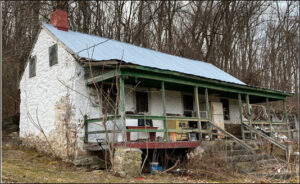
[135,91,149,113]
[29,56,36,78]
[182,94,194,117]
[49,44,58,66]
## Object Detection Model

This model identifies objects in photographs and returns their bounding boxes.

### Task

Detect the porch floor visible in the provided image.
[84,141,201,151]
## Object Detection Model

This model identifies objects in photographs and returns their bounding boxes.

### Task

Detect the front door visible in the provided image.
[211,102,225,137]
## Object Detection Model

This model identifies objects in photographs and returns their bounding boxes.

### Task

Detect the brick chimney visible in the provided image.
[50,9,68,31]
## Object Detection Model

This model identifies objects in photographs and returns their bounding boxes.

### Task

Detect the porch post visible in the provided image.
[194,86,202,140]
[161,81,169,141]
[119,76,127,143]
[238,94,245,140]
[283,98,291,139]
[266,98,273,137]
[246,94,253,139]
[205,88,212,139]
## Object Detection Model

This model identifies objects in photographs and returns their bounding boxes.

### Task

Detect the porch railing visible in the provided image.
[242,123,290,161]
[84,114,218,143]
[207,121,255,153]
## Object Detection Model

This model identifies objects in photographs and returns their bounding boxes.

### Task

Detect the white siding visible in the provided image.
[19,28,99,151]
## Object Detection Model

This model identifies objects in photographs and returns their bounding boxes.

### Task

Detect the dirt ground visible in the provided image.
[2,145,299,183]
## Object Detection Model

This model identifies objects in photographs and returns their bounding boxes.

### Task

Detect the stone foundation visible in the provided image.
[113,148,142,177]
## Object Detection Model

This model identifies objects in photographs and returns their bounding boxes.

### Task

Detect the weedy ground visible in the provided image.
[2,144,298,183]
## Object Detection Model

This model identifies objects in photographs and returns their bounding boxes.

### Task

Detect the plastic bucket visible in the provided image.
[149,162,159,174]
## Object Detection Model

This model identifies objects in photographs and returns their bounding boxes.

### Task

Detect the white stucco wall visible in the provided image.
[19,28,100,155]
[20,28,77,137]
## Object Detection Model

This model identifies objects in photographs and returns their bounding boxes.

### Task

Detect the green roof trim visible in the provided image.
[120,65,293,100]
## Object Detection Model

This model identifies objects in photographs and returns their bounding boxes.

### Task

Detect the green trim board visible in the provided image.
[119,77,126,142]
[87,115,121,123]
[120,68,291,101]
[194,87,202,139]
[87,70,119,85]
[238,94,245,140]
[205,88,212,138]
[283,99,291,139]
[246,94,253,138]
[120,65,292,100]
[86,115,203,123]
[87,128,211,134]
[161,81,169,141]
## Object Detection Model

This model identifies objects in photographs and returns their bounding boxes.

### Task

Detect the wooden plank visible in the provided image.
[242,123,287,151]
[167,116,201,121]
[87,70,118,85]
[126,115,165,120]
[125,115,200,121]
[126,129,166,133]
[208,121,255,153]
[161,81,168,141]
[205,88,212,139]
[168,129,200,133]
[238,93,245,140]
[246,94,253,139]
[266,97,273,137]
[251,121,286,125]
[88,130,122,134]
[119,77,126,143]
[87,115,121,123]
[283,98,291,139]
[194,86,202,140]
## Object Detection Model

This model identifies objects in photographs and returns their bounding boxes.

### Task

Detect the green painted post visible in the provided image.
[84,115,88,143]
[238,94,245,140]
[194,86,202,140]
[246,94,253,139]
[205,88,212,139]
[266,98,273,137]
[283,98,291,139]
[119,77,127,143]
[161,81,169,141]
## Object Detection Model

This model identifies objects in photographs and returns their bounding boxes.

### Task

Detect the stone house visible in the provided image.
[19,10,293,170]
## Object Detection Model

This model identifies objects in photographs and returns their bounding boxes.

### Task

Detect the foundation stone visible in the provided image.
[113,148,142,177]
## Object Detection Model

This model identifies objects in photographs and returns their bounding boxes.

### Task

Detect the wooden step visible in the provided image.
[227,149,261,156]
[256,159,278,166]
[227,153,268,162]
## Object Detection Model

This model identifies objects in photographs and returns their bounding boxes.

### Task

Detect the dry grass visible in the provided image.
[2,143,298,183]
[185,153,245,182]
[1,145,221,183]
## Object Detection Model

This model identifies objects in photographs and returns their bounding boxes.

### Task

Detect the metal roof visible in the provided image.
[44,23,245,85]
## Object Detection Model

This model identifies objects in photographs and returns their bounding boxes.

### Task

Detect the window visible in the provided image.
[183,94,194,117]
[102,85,118,115]
[49,44,58,66]
[221,99,230,120]
[29,56,36,78]
[136,91,148,113]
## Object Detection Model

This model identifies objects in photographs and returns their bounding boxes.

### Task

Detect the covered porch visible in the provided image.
[83,64,293,150]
